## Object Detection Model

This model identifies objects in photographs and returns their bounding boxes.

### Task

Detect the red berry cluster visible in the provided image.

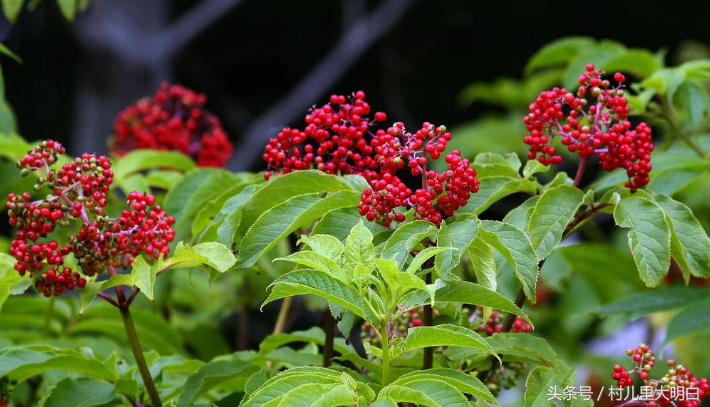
[7,141,175,297]
[471,307,532,336]
[263,91,480,227]
[524,64,653,189]
[111,82,233,167]
[611,344,709,407]
[263,91,384,178]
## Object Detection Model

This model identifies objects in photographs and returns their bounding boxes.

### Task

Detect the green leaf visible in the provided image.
[345,220,374,265]
[525,37,595,73]
[593,287,710,319]
[0,253,31,312]
[460,177,538,215]
[486,333,559,366]
[602,49,662,79]
[133,242,236,301]
[375,258,428,307]
[404,324,497,360]
[79,274,133,314]
[263,269,377,324]
[468,237,498,292]
[0,42,21,63]
[436,282,531,326]
[177,358,258,407]
[479,221,539,302]
[1,0,24,23]
[240,170,350,233]
[676,80,710,129]
[665,297,710,344]
[311,207,387,241]
[165,168,241,243]
[435,219,480,281]
[406,246,455,274]
[527,185,585,259]
[259,327,350,355]
[112,149,195,185]
[237,190,359,268]
[393,369,498,406]
[0,346,118,382]
[378,380,469,407]
[524,365,574,407]
[522,160,550,178]
[613,197,672,287]
[43,377,115,407]
[240,367,341,407]
[191,182,252,241]
[381,221,437,268]
[654,194,710,279]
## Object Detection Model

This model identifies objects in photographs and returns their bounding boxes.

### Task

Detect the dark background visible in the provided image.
[1,0,708,171]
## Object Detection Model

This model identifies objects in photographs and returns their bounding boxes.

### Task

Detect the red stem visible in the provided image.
[573,156,589,188]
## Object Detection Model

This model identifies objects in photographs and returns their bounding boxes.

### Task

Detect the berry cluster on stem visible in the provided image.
[524,64,653,189]
[111,82,233,167]
[611,343,709,407]
[6,140,175,297]
[263,91,480,226]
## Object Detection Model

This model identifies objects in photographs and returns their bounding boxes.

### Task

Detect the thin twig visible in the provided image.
[273,297,293,335]
[97,292,120,307]
[151,0,247,61]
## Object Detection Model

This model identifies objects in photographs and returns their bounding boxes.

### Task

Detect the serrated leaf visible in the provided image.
[468,237,497,292]
[404,324,497,361]
[311,207,387,241]
[525,37,595,73]
[258,327,350,355]
[0,253,30,313]
[165,168,241,243]
[375,258,428,307]
[237,191,359,268]
[0,346,118,382]
[240,171,350,234]
[240,367,340,407]
[275,251,344,279]
[459,177,538,215]
[345,220,374,265]
[486,333,559,366]
[593,286,710,319]
[393,369,498,405]
[191,182,251,240]
[436,282,531,326]
[503,196,538,231]
[613,197,671,287]
[378,380,469,407]
[654,194,710,278]
[522,160,550,178]
[602,48,662,78]
[381,221,437,268]
[479,221,539,302]
[112,149,195,184]
[407,246,455,274]
[665,297,710,344]
[177,358,258,407]
[263,269,377,324]
[524,365,574,407]
[435,219,480,281]
[43,377,115,407]
[527,185,585,259]
[299,235,344,260]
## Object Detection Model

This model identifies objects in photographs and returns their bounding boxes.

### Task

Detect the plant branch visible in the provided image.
[229,0,415,170]
[151,0,247,61]
[562,202,612,239]
[573,156,589,188]
[119,305,162,407]
[500,289,526,333]
[273,297,293,335]
[422,271,434,370]
[97,292,120,307]
[323,310,336,368]
[659,96,704,158]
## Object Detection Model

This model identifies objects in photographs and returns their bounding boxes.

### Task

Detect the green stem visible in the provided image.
[119,305,162,407]
[273,297,293,335]
[380,319,390,387]
[422,272,434,370]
